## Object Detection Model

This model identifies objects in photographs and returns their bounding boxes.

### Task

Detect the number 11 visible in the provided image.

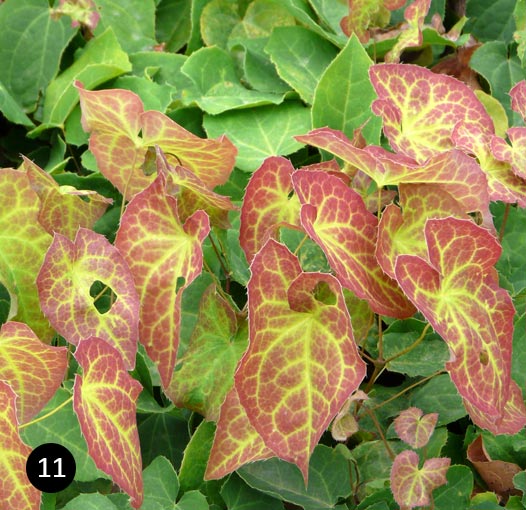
[38,457,66,478]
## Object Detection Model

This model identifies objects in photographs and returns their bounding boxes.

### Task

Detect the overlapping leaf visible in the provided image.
[73,337,143,508]
[240,156,302,263]
[369,63,494,163]
[291,170,415,318]
[37,228,139,369]
[390,450,450,509]
[166,285,248,421]
[0,321,67,424]
[206,386,274,480]
[77,83,236,199]
[393,407,438,449]
[235,240,366,481]
[377,184,469,278]
[23,157,111,239]
[295,129,490,216]
[0,168,53,341]
[0,380,40,510]
[115,172,210,387]
[394,218,517,427]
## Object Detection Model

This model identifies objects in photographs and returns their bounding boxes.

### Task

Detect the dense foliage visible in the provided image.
[1,0,526,509]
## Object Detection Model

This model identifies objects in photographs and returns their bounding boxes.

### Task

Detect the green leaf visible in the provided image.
[0,0,76,111]
[308,0,348,37]
[409,374,467,426]
[433,465,473,510]
[109,75,173,113]
[470,41,526,125]
[156,0,192,52]
[181,46,286,114]
[32,28,132,134]
[204,101,311,172]
[265,26,338,104]
[200,0,242,48]
[62,493,120,510]
[220,473,285,510]
[312,34,382,144]
[0,82,34,127]
[141,456,179,510]
[20,388,108,482]
[176,491,210,510]
[238,445,352,510]
[465,0,516,42]
[93,0,156,52]
[383,319,449,377]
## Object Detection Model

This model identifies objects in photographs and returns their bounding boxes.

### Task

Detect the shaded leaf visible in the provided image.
[73,337,143,508]
[37,228,139,370]
[235,239,366,481]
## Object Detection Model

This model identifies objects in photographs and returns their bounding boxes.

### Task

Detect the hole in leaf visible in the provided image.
[313,281,336,305]
[89,280,117,314]
[141,146,158,176]
[176,276,186,293]
[0,281,11,326]
[479,349,489,365]
[287,189,294,199]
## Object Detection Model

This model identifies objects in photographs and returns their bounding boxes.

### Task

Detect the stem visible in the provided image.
[377,315,384,362]
[498,203,510,243]
[364,406,395,460]
[368,370,445,412]
[202,257,231,303]
[208,231,231,294]
[19,396,73,430]
[383,323,431,364]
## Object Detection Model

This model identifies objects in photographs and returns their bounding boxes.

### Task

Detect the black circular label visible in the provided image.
[26,443,76,493]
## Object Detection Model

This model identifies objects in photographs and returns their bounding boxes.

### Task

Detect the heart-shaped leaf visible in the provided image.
[393,407,438,449]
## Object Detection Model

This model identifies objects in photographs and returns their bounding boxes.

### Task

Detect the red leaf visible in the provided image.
[115,172,210,387]
[0,381,40,510]
[395,218,518,428]
[292,170,415,318]
[393,407,438,449]
[390,450,449,508]
[235,239,366,482]
[240,156,302,264]
[205,386,273,480]
[73,337,143,507]
[37,228,140,370]
[0,321,67,424]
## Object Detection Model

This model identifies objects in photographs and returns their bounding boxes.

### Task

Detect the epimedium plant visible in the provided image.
[1,0,526,509]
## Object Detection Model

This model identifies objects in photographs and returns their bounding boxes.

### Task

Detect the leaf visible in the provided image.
[237,444,352,510]
[50,0,100,31]
[240,156,302,264]
[385,0,430,63]
[206,386,273,480]
[220,473,285,510]
[235,239,366,481]
[0,81,34,127]
[156,0,192,52]
[78,84,236,199]
[166,285,248,421]
[340,0,390,43]
[180,46,286,114]
[393,407,438,449]
[0,0,76,111]
[312,34,382,144]
[465,0,516,43]
[203,101,311,172]
[34,28,132,134]
[369,63,494,163]
[141,456,179,510]
[115,172,210,387]
[62,493,119,510]
[291,170,416,318]
[200,0,242,48]
[470,41,525,125]
[73,337,143,508]
[0,321,67,424]
[390,450,449,509]
[433,464,473,510]
[92,0,156,52]
[23,157,111,239]
[0,380,40,510]
[395,218,518,428]
[0,168,53,341]
[376,183,470,279]
[37,227,140,370]
[265,26,338,104]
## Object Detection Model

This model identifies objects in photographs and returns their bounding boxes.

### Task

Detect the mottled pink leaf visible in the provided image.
[37,228,139,370]
[393,407,438,449]
[73,337,143,508]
